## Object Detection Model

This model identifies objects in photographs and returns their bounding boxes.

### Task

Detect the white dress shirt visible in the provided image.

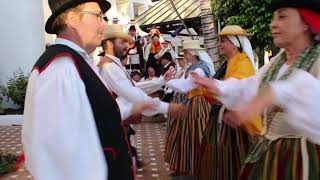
[154,47,178,60]
[99,54,169,120]
[128,35,141,65]
[135,77,167,94]
[167,68,206,93]
[22,38,107,180]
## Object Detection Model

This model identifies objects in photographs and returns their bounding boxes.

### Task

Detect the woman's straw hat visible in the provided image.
[218,25,253,36]
[182,40,205,50]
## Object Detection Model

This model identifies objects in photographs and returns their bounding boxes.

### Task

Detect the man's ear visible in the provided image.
[106,40,114,51]
[65,11,80,29]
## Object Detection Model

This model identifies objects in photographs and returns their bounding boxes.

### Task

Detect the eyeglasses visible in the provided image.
[76,10,108,22]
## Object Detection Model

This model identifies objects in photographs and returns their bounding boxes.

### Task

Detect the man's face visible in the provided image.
[113,38,129,60]
[148,67,156,77]
[75,2,107,53]
[152,36,159,43]
[161,58,169,66]
[183,50,194,63]
[129,30,136,37]
[132,74,141,82]
[177,58,187,67]
[162,42,169,48]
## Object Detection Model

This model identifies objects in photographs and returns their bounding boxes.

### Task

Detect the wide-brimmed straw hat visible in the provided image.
[181,40,205,50]
[102,24,133,43]
[45,0,111,34]
[218,25,253,36]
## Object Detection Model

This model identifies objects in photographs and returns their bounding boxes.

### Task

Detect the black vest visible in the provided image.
[33,44,135,180]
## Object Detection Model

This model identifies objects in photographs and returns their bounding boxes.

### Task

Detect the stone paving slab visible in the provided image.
[0,123,174,180]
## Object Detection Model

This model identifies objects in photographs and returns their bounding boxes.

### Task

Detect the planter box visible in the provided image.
[4,108,23,115]
[0,108,5,115]
[0,115,23,126]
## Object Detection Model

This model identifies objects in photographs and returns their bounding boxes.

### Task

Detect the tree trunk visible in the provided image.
[199,0,220,69]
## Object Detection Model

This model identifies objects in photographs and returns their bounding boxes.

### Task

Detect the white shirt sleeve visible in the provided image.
[135,76,166,94]
[99,63,169,118]
[22,57,107,180]
[215,61,273,111]
[144,44,151,61]
[170,49,178,60]
[166,68,205,93]
[116,98,134,120]
[270,70,320,144]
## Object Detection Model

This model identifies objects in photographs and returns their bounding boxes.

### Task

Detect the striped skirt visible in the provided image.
[167,92,187,130]
[165,95,211,176]
[196,104,255,180]
[240,138,320,180]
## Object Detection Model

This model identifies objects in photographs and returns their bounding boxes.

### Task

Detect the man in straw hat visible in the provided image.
[98,24,184,124]
[97,24,184,167]
[22,1,147,179]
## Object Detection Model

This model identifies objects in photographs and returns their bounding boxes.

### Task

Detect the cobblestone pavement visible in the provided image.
[0,122,173,180]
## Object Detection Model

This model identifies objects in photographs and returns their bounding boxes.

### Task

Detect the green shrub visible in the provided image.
[1,68,28,108]
[0,151,18,176]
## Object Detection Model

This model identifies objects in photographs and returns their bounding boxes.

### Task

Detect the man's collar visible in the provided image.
[55,38,88,56]
[105,54,122,65]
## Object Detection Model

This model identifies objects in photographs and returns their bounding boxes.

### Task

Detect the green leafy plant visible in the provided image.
[1,68,28,108]
[0,93,4,114]
[0,151,18,176]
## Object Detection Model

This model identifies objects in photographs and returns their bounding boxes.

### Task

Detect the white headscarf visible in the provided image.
[227,35,257,71]
[188,49,215,77]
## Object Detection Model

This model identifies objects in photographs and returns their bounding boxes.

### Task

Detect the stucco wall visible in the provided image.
[0,0,46,107]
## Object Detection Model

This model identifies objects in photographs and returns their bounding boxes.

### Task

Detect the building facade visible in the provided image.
[0,0,153,108]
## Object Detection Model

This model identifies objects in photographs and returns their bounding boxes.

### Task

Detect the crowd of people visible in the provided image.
[21,0,320,179]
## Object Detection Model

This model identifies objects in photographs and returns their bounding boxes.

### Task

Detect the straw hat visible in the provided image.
[181,40,205,50]
[103,24,133,43]
[218,25,253,36]
[45,0,111,34]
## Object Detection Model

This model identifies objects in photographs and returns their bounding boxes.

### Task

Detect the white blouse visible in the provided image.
[215,51,320,144]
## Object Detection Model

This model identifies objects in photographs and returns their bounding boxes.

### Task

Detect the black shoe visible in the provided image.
[136,160,151,168]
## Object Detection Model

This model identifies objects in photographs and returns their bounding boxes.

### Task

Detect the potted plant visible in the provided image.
[0,94,4,115]
[1,68,28,114]
[0,151,25,176]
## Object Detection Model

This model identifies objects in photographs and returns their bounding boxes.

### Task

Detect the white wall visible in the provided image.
[0,0,46,107]
[42,0,56,45]
[0,1,152,108]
